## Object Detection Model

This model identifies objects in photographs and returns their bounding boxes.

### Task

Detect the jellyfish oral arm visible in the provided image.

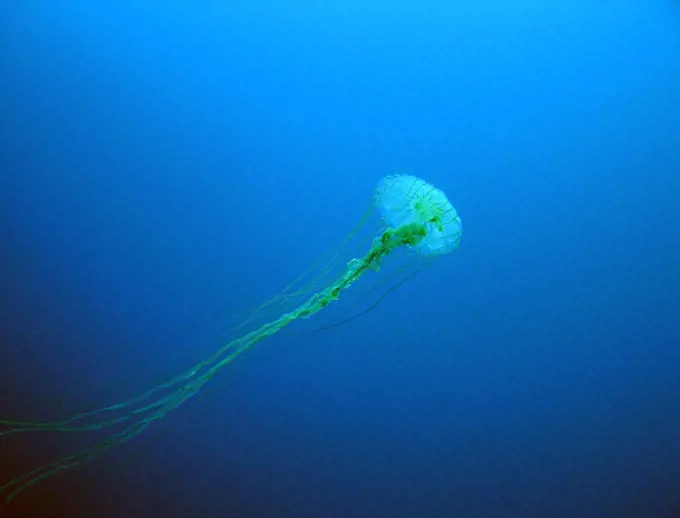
[284,223,427,319]
[188,222,430,383]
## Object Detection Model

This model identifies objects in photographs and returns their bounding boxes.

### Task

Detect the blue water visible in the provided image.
[2,2,680,517]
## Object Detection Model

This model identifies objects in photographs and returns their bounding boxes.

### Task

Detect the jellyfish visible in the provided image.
[0,174,462,510]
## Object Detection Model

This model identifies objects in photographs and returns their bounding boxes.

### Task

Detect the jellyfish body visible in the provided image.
[0,175,462,511]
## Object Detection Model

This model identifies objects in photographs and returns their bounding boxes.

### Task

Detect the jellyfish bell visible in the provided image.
[375,175,462,256]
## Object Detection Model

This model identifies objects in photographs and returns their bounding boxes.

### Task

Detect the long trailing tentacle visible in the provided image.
[1,205,380,438]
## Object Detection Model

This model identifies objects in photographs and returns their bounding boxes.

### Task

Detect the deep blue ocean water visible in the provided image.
[2,2,680,517]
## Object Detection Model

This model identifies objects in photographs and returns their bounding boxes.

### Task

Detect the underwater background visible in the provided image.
[1,2,680,517]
